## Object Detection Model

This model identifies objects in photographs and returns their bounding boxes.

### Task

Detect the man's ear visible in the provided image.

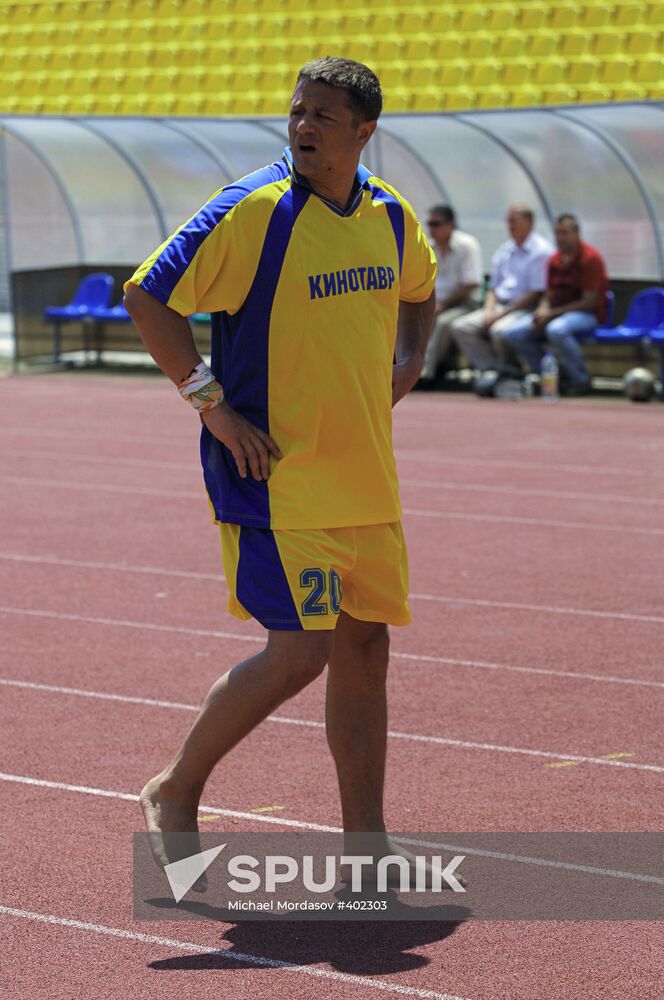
[357,120,378,150]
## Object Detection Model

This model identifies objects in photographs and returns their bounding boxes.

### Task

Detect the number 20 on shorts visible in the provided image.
[300,568,342,617]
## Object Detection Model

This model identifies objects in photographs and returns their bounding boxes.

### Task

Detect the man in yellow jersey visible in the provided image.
[125,58,436,881]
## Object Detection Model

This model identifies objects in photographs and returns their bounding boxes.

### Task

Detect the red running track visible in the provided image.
[0,374,663,1000]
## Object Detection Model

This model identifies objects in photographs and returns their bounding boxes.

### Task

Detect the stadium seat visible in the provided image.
[475,85,511,109]
[646,2,664,26]
[510,85,544,107]
[44,273,115,364]
[592,288,664,343]
[487,6,517,31]
[535,59,568,86]
[466,33,496,60]
[635,54,664,84]
[614,2,646,27]
[551,3,582,29]
[469,60,501,88]
[594,30,623,56]
[519,3,549,29]
[529,34,558,59]
[444,88,476,111]
[501,59,534,87]
[599,56,634,84]
[624,30,657,55]
[568,56,599,84]
[496,32,527,58]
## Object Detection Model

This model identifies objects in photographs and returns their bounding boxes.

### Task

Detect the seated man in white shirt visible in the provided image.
[451,204,553,377]
[419,204,483,385]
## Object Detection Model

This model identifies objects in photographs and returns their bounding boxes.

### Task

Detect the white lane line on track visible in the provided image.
[2,476,664,537]
[400,506,664,537]
[394,449,664,481]
[0,906,469,1000]
[408,593,664,625]
[1,678,663,773]
[1,776,662,886]
[5,450,663,509]
[399,478,664,508]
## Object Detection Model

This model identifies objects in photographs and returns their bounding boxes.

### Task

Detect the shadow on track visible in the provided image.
[147,892,467,976]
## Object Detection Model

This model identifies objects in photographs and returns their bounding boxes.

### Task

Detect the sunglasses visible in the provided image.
[427,220,445,228]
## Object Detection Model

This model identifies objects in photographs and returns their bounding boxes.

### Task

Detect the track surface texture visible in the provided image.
[1,373,662,1000]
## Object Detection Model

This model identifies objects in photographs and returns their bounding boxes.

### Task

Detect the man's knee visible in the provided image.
[332,617,390,679]
[265,630,333,692]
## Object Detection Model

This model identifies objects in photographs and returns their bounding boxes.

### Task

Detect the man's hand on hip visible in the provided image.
[202,401,282,481]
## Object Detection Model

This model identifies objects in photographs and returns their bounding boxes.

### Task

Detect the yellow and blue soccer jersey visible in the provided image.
[128,147,436,530]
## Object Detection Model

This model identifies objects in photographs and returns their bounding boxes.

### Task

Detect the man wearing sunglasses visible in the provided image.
[418,205,483,387]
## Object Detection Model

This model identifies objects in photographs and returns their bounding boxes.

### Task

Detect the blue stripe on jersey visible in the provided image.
[140,159,290,305]
[369,186,405,278]
[236,526,303,630]
[201,183,310,527]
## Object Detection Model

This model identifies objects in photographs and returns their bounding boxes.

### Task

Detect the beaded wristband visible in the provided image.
[178,361,224,413]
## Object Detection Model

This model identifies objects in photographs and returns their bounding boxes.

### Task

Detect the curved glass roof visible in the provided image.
[1,104,662,281]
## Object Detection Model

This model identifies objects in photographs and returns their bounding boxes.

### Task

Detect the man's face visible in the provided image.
[427,214,453,248]
[506,210,532,244]
[554,221,580,255]
[288,78,375,181]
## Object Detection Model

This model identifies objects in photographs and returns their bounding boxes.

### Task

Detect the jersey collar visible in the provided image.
[282,146,372,217]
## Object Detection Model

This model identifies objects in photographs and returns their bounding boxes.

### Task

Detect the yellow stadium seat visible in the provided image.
[509,85,543,107]
[385,88,413,113]
[401,10,428,34]
[487,6,517,31]
[404,35,435,61]
[579,4,613,28]
[534,58,567,85]
[475,85,510,109]
[646,3,664,26]
[576,83,613,102]
[625,29,659,54]
[430,8,459,33]
[561,31,591,56]
[411,88,443,113]
[501,58,534,87]
[443,86,476,111]
[613,3,645,27]
[599,55,634,84]
[567,56,599,84]
[529,34,558,58]
[594,30,623,55]
[496,32,526,59]
[378,63,408,88]
[375,37,405,62]
[407,61,438,89]
[439,59,471,88]
[540,83,578,104]
[460,6,489,32]
[550,3,582,29]
[466,33,496,60]
[469,60,501,88]
[611,82,648,99]
[425,33,455,59]
[634,54,664,83]
[518,3,549,29]
[373,12,400,35]
[646,83,664,98]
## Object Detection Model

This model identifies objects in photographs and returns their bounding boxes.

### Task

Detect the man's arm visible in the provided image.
[392,289,436,406]
[124,284,280,481]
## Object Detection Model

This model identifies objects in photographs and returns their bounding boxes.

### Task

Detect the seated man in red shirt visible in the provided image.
[503,213,609,395]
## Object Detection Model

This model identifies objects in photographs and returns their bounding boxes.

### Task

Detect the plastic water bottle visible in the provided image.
[541,351,559,401]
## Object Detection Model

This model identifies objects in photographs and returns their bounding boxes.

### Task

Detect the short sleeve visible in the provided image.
[399,201,437,303]
[581,254,605,292]
[124,163,288,316]
[527,248,551,292]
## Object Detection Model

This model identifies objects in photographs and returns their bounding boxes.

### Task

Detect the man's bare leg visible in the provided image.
[326,613,460,889]
[325,612,390,836]
[141,629,333,868]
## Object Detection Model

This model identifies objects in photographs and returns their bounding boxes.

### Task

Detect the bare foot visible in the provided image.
[340,835,467,891]
[139,774,207,892]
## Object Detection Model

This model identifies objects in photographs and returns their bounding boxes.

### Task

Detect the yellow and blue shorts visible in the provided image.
[219,521,410,631]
